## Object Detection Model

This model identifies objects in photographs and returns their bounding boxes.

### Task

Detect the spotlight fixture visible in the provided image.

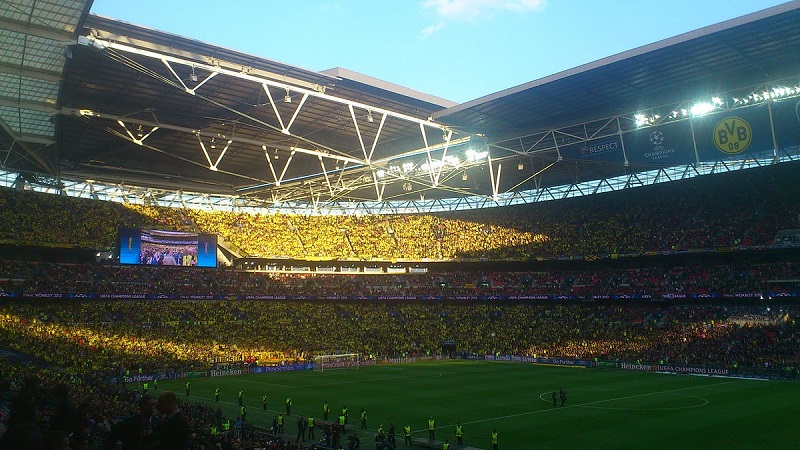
[283,88,292,103]
[462,172,468,181]
[690,102,714,116]
[210,137,216,149]
[136,125,144,138]
[190,66,198,82]
[518,163,524,171]
[367,110,374,123]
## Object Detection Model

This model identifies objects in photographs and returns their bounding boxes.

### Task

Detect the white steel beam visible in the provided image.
[78,36,450,132]
[65,108,365,167]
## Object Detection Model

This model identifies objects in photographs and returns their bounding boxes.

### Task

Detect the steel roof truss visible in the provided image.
[278,149,297,187]
[117,120,158,146]
[487,152,501,201]
[369,113,388,163]
[318,155,335,197]
[504,161,556,194]
[433,128,453,187]
[261,83,289,134]
[370,170,384,202]
[1,139,13,167]
[212,138,233,171]
[80,36,450,131]
[417,124,460,189]
[262,145,281,187]
[348,103,370,163]
[588,117,617,140]
[195,132,215,169]
[161,59,219,95]
[102,124,271,184]
[70,108,366,178]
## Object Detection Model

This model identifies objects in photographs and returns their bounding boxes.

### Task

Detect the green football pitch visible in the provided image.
[155,360,799,449]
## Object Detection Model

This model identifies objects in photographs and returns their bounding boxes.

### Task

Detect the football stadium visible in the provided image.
[2,1,800,449]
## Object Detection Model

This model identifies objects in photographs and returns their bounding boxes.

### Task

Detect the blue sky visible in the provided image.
[90,0,787,104]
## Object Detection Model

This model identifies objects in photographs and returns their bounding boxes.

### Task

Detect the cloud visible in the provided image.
[421,22,446,37]
[315,2,342,14]
[421,0,546,21]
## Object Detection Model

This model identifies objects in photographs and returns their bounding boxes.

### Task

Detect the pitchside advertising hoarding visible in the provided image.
[3,291,795,300]
[482,355,734,376]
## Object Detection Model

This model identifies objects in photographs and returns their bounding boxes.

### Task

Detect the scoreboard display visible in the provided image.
[118,228,217,267]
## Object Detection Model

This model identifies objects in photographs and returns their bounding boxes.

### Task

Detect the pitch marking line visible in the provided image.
[447,380,737,428]
[536,389,708,411]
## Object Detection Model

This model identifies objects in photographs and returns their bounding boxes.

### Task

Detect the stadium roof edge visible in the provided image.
[319,67,457,109]
[432,0,800,121]
[86,13,457,111]
[8,1,794,211]
[86,13,343,86]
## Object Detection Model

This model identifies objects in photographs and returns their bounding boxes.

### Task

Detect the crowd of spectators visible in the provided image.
[0,188,152,250]
[2,260,800,298]
[2,161,799,448]
[136,161,800,260]
[2,161,799,261]
[0,355,281,449]
[1,296,797,448]
[0,294,797,375]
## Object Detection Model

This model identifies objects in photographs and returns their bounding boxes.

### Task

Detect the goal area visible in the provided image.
[313,353,360,372]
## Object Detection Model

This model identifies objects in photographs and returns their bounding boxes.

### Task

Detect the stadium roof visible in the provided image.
[1,0,800,210]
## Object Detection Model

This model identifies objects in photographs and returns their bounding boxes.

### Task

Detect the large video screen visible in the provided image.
[118,228,217,267]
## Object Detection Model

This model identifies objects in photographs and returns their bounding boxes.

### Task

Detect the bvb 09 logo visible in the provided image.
[713,116,752,155]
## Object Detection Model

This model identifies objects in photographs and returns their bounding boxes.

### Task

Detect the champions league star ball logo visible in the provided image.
[649,131,664,146]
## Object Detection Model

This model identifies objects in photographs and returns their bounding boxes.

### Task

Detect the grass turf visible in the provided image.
[154,360,799,449]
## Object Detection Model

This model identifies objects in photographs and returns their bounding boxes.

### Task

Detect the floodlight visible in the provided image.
[690,102,714,116]
[284,88,292,103]
[465,149,487,161]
